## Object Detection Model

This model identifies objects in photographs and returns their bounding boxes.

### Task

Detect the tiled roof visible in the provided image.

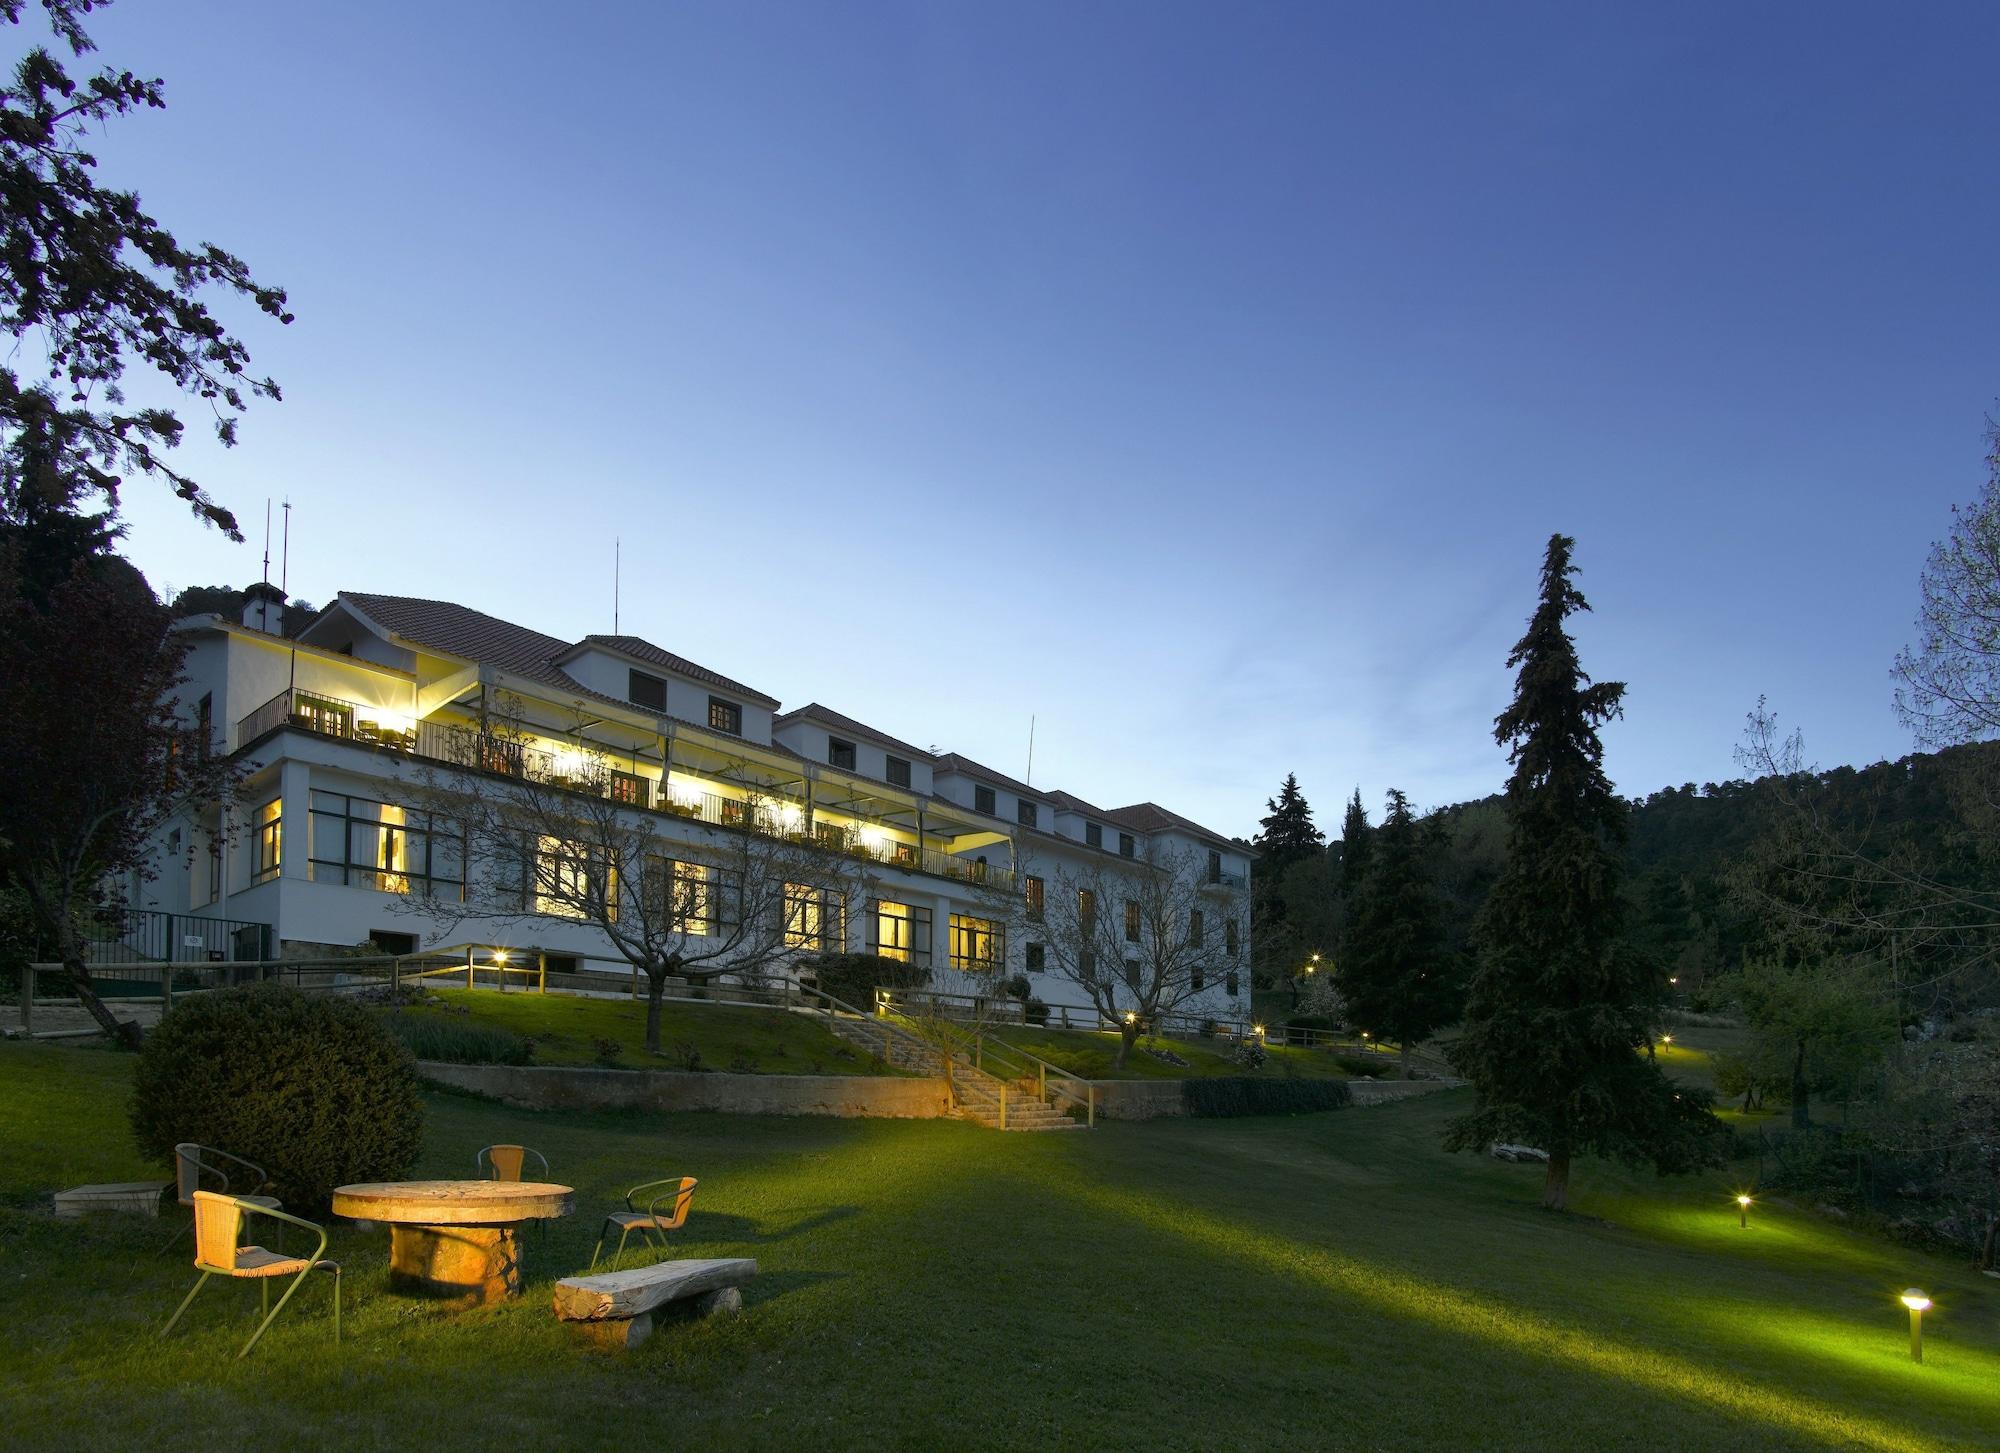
[338,593,571,678]
[1045,788,1105,816]
[576,635,778,707]
[931,751,1043,801]
[776,703,933,761]
[1106,800,1251,854]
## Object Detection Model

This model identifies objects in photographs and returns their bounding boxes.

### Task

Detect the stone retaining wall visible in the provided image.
[418,1062,951,1119]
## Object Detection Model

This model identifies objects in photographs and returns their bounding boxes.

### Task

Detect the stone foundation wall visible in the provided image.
[418,1062,951,1119]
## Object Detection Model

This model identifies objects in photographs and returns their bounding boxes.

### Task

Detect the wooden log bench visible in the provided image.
[54,1180,172,1219]
[552,1257,757,1350]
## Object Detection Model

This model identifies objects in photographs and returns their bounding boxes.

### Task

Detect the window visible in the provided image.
[1192,964,1205,992]
[252,799,282,884]
[1085,823,1102,849]
[1025,943,1045,972]
[370,930,419,957]
[477,735,524,777]
[1118,832,1135,858]
[628,670,667,711]
[784,882,845,951]
[1189,909,1204,947]
[1124,900,1141,943]
[308,791,465,899]
[609,769,647,807]
[885,755,911,788]
[1024,875,1045,921]
[1017,798,1038,828]
[647,857,732,936]
[195,694,212,760]
[1079,949,1098,981]
[948,913,1005,971]
[708,697,742,735]
[814,821,847,850]
[1077,888,1096,933]
[828,737,857,770]
[869,900,933,966]
[1225,919,1240,958]
[167,827,183,856]
[291,693,353,739]
[206,832,221,904]
[974,784,996,816]
[1207,849,1223,884]
[532,835,617,921]
[1225,971,1239,997]
[1125,957,1141,989]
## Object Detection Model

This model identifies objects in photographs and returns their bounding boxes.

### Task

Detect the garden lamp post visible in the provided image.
[1736,1194,1751,1229]
[1901,1290,1930,1363]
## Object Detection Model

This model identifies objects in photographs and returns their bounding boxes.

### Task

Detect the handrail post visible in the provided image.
[999,1084,1007,1130]
[1088,1085,1095,1129]
[538,951,547,994]
[391,954,402,998]
[1038,1062,1045,1097]
[466,946,474,991]
[20,963,31,1037]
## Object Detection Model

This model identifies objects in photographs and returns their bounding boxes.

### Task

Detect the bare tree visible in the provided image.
[1027,840,1240,1068]
[1895,427,2000,750]
[397,699,861,1053]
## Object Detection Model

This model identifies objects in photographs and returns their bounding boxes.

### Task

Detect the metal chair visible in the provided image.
[590,1176,697,1272]
[160,1192,340,1359]
[167,1143,281,1250]
[475,1144,549,1182]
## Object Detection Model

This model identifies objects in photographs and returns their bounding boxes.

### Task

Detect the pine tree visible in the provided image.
[1445,534,1723,1209]
[1255,773,1323,869]
[1337,787,1371,895]
[1341,789,1460,1077]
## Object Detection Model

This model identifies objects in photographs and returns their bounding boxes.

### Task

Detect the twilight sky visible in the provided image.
[63,0,2000,840]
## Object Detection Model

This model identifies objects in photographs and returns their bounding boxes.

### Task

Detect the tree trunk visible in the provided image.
[1541,1148,1572,1211]
[1115,1022,1139,1068]
[1790,1037,1811,1130]
[644,973,666,1054]
[62,952,143,1050]
[1981,1209,1998,1274]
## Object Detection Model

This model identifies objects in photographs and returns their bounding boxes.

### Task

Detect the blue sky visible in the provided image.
[57,0,2000,839]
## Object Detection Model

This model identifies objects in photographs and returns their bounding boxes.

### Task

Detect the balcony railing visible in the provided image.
[234,687,1016,893]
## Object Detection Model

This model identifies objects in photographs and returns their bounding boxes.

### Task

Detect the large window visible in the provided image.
[1017,798,1038,828]
[1085,823,1102,849]
[828,737,857,770]
[628,670,667,711]
[885,755,911,788]
[1207,849,1223,884]
[308,791,464,899]
[708,697,743,735]
[1077,888,1096,933]
[1024,875,1045,921]
[869,899,933,966]
[1225,919,1240,958]
[1189,908,1204,947]
[948,913,1005,972]
[784,882,845,951]
[1124,900,1141,943]
[647,856,734,936]
[252,799,282,884]
[609,769,647,806]
[1119,832,1135,858]
[532,835,617,921]
[1024,943,1045,972]
[974,784,996,816]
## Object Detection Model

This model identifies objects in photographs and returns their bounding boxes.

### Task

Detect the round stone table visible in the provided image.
[332,1180,573,1307]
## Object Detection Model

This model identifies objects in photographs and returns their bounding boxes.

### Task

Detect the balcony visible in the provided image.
[235,688,1016,894]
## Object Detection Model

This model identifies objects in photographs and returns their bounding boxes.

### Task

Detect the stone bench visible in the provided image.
[552,1257,757,1349]
[53,1180,172,1219]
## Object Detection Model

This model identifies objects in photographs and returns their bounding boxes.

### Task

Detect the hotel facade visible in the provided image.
[137,583,1254,1024]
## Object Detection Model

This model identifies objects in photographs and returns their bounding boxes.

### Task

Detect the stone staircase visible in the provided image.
[824,1014,1085,1132]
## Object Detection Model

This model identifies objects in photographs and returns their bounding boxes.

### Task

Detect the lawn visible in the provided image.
[3,1040,1997,1452]
[382,987,900,1075]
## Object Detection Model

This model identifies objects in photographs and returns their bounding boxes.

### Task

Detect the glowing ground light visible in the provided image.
[493,949,509,965]
[1736,1194,1751,1229]
[1901,1289,1931,1363]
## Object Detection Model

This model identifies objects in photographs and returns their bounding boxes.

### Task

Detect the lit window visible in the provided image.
[784,882,845,951]
[1024,875,1045,921]
[948,913,1005,971]
[708,697,742,735]
[609,769,647,806]
[870,899,933,965]
[1077,888,1096,933]
[1124,900,1140,943]
[308,791,464,899]
[533,835,617,921]
[252,799,282,884]
[1017,799,1038,828]
[649,857,721,936]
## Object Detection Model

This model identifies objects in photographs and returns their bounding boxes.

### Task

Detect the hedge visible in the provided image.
[1181,1076,1353,1118]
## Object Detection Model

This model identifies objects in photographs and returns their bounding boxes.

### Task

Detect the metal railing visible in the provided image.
[866,987,1096,1126]
[877,984,1250,1042]
[82,908,273,964]
[236,687,1016,893]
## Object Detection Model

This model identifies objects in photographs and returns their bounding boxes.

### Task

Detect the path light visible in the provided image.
[1661,1034,1673,1049]
[1901,1289,1931,1363]
[1736,1193,1752,1229]
[493,949,509,965]
[1253,1023,1266,1038]
[1123,1011,1137,1026]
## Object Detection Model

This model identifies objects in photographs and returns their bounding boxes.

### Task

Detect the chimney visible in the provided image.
[241,580,287,634]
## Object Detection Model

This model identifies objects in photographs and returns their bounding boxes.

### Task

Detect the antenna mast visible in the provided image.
[1026,715,1036,786]
[614,536,621,634]
[259,499,273,633]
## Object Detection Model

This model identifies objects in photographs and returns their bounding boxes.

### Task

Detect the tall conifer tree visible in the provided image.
[1341,789,1459,1077]
[1338,788,1372,894]
[1255,772,1323,868]
[1446,535,1722,1209]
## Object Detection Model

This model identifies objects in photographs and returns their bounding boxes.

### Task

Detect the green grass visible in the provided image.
[3,1040,1998,1451]
[987,1023,1351,1080]
[383,988,898,1075]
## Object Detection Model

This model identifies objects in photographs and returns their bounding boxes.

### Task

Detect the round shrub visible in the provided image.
[801,951,931,1011]
[131,983,424,1213]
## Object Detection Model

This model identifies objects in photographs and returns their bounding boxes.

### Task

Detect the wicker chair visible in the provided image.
[160,1192,340,1359]
[590,1176,698,1272]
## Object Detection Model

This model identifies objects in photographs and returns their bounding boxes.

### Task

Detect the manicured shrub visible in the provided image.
[802,952,931,1012]
[1182,1077,1353,1118]
[383,1014,533,1066]
[1284,1014,1341,1032]
[131,984,424,1212]
[1334,1054,1384,1078]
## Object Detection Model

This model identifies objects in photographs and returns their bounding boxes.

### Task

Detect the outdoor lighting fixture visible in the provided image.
[1661,1034,1674,1047]
[1736,1193,1752,1228]
[1124,1011,1137,1025]
[493,949,509,965]
[1253,1023,1266,1037]
[1901,1289,1931,1363]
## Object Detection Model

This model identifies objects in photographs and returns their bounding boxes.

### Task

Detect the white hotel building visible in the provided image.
[137,583,1254,1023]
